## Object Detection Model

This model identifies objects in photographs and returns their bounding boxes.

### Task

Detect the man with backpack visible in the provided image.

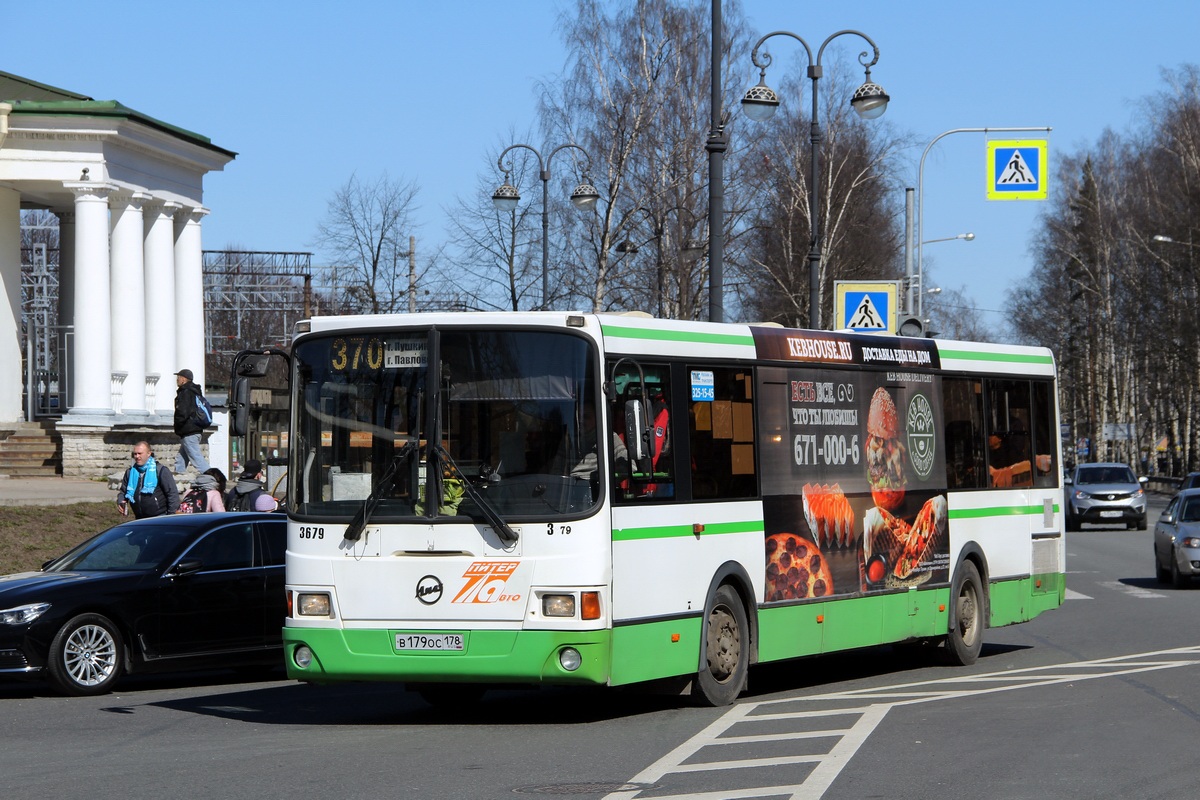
[173,368,211,474]
[225,459,278,512]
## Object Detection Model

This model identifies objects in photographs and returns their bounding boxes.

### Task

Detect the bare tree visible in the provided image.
[441,134,545,311]
[739,61,909,328]
[315,173,420,314]
[538,0,756,317]
[1012,66,1200,473]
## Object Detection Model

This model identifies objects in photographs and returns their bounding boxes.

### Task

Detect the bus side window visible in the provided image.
[690,367,757,500]
[611,365,675,502]
[986,379,1034,488]
[943,377,985,490]
[1031,380,1058,487]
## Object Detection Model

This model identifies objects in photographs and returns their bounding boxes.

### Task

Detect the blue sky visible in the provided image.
[6,0,1198,330]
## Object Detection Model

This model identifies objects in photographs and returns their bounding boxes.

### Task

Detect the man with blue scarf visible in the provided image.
[116,441,180,518]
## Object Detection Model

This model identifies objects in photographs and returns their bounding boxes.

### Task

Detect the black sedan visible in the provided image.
[0,513,285,695]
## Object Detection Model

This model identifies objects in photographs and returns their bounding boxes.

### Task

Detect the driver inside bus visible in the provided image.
[572,403,628,482]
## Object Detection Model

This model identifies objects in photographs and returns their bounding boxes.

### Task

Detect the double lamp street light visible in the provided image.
[741,28,890,330]
[492,143,599,310]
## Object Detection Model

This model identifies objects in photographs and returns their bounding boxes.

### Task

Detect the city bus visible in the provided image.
[281,312,1064,705]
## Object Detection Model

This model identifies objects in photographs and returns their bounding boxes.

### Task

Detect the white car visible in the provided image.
[1064,462,1147,531]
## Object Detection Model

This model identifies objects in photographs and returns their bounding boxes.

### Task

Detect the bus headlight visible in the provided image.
[559,647,582,671]
[542,594,576,617]
[294,645,314,669]
[297,592,331,616]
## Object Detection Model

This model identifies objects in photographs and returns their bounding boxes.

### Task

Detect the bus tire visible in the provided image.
[945,561,984,666]
[694,584,749,706]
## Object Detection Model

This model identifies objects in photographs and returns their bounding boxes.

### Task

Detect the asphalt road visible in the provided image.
[2,493,1195,800]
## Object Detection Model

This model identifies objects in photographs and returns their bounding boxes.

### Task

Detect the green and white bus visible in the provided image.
[281,312,1064,705]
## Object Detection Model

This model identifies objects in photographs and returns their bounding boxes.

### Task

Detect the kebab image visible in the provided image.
[862,495,948,586]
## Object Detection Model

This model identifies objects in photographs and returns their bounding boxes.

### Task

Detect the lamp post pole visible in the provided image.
[743,29,889,329]
[916,232,974,317]
[493,143,599,310]
[911,126,1051,319]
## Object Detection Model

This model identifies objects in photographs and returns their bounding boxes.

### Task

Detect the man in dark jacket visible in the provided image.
[225,459,277,512]
[117,441,180,518]
[173,368,211,473]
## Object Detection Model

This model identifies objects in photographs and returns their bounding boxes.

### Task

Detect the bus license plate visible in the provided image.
[1099,510,1122,518]
[394,633,464,652]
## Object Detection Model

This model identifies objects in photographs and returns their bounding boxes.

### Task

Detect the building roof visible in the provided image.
[0,69,236,158]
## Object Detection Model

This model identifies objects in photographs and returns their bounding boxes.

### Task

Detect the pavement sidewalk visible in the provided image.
[0,476,116,507]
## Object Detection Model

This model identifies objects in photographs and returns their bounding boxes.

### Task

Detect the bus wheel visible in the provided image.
[694,585,748,706]
[945,561,984,666]
[413,683,486,710]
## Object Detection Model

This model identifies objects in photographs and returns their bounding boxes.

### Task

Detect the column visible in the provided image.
[0,186,21,422]
[109,191,150,415]
[174,206,207,388]
[56,211,76,408]
[144,200,180,414]
[64,180,115,415]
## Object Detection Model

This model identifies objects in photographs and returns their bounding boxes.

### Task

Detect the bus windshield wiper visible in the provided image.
[343,440,418,542]
[435,444,519,544]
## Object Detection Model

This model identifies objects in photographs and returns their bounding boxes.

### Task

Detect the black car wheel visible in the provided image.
[47,613,124,696]
[1171,550,1192,590]
[1136,514,1147,531]
[1155,545,1170,583]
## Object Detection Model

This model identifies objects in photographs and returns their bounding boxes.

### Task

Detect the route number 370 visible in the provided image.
[330,337,385,371]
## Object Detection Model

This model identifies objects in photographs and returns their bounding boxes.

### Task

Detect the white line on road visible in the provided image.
[1097,580,1167,599]
[604,645,1200,800]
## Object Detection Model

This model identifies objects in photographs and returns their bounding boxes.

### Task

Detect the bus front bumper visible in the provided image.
[283,626,612,686]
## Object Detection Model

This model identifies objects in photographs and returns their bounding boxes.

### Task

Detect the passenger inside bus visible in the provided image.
[987,430,1032,487]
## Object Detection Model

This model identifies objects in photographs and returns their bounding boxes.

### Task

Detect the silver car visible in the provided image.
[1064,462,1148,531]
[1154,490,1200,588]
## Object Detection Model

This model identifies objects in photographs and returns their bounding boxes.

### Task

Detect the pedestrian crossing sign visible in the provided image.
[987,139,1048,200]
[835,281,900,334]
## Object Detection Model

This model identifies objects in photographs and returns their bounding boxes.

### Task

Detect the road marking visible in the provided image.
[1064,588,1093,600]
[1097,580,1167,599]
[604,645,1200,800]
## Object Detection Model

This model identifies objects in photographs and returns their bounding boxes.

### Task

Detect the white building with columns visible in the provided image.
[0,71,234,478]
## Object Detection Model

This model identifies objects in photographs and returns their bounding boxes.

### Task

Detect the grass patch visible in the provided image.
[0,503,121,573]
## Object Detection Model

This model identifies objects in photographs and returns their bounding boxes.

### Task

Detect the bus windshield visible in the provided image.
[289,327,600,521]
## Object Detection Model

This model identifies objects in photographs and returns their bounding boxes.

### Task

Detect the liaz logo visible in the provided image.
[452,561,522,604]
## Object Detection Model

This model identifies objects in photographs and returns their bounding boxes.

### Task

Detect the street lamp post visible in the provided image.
[742,29,889,330]
[492,143,599,310]
[915,232,974,317]
[909,126,1051,320]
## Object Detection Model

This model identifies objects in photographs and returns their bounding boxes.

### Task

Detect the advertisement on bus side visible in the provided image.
[755,363,949,604]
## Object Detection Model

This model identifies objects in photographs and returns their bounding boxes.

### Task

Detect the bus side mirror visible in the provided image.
[230,377,251,436]
[624,398,652,474]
